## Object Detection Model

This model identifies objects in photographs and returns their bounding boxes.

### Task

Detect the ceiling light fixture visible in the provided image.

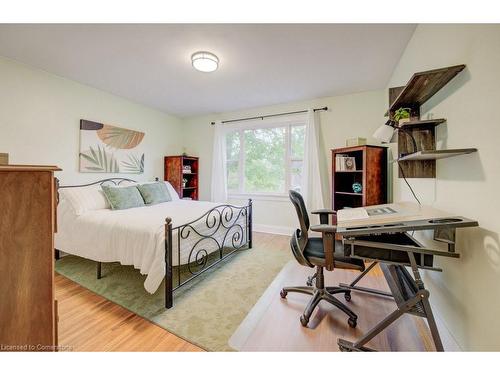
[191,51,219,72]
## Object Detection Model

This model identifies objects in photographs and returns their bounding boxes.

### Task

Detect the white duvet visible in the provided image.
[55,199,248,294]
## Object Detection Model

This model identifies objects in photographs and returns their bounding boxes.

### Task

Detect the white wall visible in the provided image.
[387,24,500,350]
[0,57,183,184]
[182,91,386,233]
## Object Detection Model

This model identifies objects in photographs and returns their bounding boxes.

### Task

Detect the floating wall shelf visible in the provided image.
[385,64,477,178]
[399,118,447,129]
[386,64,466,115]
[396,149,478,162]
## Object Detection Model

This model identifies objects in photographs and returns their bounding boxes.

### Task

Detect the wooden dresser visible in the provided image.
[0,165,61,351]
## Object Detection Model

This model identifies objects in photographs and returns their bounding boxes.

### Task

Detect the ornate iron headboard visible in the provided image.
[59,178,138,189]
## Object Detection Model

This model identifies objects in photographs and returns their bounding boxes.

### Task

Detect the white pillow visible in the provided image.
[59,185,110,215]
[164,181,180,200]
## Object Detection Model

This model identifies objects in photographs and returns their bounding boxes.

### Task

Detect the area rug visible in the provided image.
[55,244,291,351]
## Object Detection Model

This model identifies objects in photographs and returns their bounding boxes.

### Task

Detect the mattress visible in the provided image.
[55,198,248,293]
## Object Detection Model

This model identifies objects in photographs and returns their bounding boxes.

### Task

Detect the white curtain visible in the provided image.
[301,109,327,212]
[210,121,228,202]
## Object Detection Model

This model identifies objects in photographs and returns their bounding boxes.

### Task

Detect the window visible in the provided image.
[226,120,306,196]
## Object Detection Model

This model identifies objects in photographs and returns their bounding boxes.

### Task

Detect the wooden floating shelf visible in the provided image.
[397,148,477,162]
[182,187,197,190]
[335,191,363,196]
[385,64,466,115]
[182,172,197,175]
[399,118,446,129]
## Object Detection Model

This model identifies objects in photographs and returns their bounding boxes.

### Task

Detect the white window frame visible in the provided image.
[225,114,306,199]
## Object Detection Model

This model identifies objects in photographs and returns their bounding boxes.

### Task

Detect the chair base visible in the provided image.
[280,267,357,328]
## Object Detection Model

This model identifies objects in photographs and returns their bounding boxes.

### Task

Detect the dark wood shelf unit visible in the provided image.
[384,64,477,178]
[164,155,199,200]
[332,145,387,217]
[386,65,466,115]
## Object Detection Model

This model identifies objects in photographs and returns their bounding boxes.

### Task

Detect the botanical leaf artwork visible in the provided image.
[79,119,145,174]
[121,154,145,173]
[97,125,145,149]
[80,145,120,172]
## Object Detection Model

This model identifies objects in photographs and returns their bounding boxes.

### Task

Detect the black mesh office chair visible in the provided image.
[280,190,365,328]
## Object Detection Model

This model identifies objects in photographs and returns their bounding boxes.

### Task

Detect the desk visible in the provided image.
[335,202,478,351]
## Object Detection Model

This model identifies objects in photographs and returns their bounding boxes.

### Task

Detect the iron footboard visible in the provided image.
[164,199,253,308]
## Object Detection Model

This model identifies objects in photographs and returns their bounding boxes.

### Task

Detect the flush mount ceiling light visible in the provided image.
[191,51,219,72]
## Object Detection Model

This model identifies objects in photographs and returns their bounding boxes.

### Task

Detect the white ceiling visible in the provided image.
[0,24,416,117]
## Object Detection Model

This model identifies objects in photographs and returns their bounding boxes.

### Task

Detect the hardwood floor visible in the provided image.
[229,259,440,351]
[55,275,203,351]
[56,232,441,352]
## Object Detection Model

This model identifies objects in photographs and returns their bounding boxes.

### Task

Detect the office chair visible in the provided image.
[280,190,365,328]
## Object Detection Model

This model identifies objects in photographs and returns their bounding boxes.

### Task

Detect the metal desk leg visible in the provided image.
[339,261,445,352]
[339,261,393,298]
[421,296,444,351]
[338,292,426,351]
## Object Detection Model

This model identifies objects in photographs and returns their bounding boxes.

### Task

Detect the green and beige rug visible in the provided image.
[55,244,291,351]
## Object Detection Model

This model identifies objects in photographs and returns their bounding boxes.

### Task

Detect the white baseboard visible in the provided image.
[253,224,293,236]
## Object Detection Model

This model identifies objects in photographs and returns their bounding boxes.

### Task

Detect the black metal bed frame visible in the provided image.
[57,178,253,309]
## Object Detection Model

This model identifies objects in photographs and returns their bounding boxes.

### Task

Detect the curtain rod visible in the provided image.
[210,106,328,125]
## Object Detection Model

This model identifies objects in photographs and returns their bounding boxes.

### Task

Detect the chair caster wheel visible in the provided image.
[280,289,287,298]
[344,292,351,302]
[300,315,309,327]
[348,317,357,328]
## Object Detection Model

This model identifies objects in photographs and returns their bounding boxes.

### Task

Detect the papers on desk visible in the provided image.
[337,207,369,221]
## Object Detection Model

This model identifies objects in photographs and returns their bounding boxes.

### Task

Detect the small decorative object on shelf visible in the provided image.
[182,165,192,173]
[336,155,357,171]
[393,107,411,125]
[0,153,8,165]
[346,137,366,147]
[352,182,362,194]
[182,178,188,188]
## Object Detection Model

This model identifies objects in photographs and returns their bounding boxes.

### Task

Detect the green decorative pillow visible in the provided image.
[102,185,145,210]
[137,182,172,205]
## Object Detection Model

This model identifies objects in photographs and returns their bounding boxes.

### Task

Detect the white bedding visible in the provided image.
[55,199,248,294]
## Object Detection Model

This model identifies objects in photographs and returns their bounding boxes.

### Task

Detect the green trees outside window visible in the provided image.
[226,123,305,194]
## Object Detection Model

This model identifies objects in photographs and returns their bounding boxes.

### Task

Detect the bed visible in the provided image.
[55,178,252,308]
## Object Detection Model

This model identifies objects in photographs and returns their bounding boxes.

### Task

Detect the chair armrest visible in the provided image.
[310,225,336,271]
[311,209,336,215]
[311,209,336,225]
[310,224,337,233]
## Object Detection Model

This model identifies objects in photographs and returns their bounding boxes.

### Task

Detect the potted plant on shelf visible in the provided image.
[394,107,411,125]
[182,178,188,188]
